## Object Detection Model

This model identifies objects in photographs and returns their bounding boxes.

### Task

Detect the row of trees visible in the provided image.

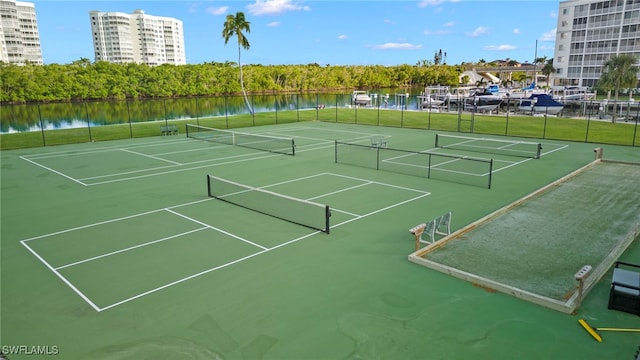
[0,60,461,104]
[1,54,637,105]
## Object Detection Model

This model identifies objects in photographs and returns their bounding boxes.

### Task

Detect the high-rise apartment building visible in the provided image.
[0,0,43,65]
[554,0,640,88]
[89,9,186,66]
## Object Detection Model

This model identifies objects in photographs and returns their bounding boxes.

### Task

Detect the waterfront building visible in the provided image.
[89,9,186,66]
[0,0,42,65]
[554,0,640,88]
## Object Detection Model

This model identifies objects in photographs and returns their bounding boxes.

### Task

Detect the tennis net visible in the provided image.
[207,175,330,233]
[435,134,542,159]
[187,124,295,156]
[335,141,494,189]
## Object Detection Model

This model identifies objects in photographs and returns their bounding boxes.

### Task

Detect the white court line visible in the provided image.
[22,137,189,160]
[20,197,215,243]
[165,209,268,250]
[330,192,432,229]
[324,172,431,194]
[306,182,372,201]
[55,226,210,270]
[19,156,88,186]
[78,150,259,181]
[83,140,338,185]
[84,152,281,185]
[268,126,385,138]
[98,247,267,311]
[21,240,101,312]
[120,148,183,165]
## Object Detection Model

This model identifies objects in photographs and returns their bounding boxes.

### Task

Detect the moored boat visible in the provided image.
[519,93,564,115]
[554,86,596,104]
[352,91,372,106]
[464,88,502,112]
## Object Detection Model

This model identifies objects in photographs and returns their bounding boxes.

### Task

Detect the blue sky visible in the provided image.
[33,0,560,66]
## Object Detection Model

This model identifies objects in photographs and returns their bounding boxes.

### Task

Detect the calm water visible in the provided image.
[0,89,624,134]
[1,92,377,134]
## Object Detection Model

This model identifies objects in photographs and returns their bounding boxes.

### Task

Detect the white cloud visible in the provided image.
[206,6,228,16]
[513,28,520,34]
[539,28,556,41]
[371,42,423,50]
[338,35,348,40]
[423,29,451,36]
[188,3,199,13]
[267,21,280,27]
[465,26,488,37]
[417,0,460,7]
[484,44,517,51]
[384,19,395,25]
[550,10,558,18]
[247,0,311,16]
[444,21,455,27]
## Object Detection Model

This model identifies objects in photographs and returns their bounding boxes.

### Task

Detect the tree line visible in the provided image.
[0,59,461,104]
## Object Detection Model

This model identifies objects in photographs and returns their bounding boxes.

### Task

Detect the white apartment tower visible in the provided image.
[0,0,43,65]
[554,0,640,88]
[89,9,186,66]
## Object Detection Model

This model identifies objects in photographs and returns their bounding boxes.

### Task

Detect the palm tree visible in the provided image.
[541,59,555,89]
[597,54,639,123]
[222,12,253,114]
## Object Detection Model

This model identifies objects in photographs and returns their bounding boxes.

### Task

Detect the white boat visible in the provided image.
[519,93,564,115]
[464,88,502,112]
[417,95,445,108]
[554,86,596,103]
[352,91,372,106]
[418,86,449,108]
[447,86,474,105]
[487,84,510,99]
[500,82,549,100]
[424,86,451,102]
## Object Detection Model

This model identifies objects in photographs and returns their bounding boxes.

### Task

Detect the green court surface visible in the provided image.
[1,121,639,359]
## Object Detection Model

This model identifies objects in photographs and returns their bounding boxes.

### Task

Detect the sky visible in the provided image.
[32,0,560,66]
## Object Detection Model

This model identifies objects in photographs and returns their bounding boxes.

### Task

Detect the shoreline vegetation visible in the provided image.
[0,61,461,104]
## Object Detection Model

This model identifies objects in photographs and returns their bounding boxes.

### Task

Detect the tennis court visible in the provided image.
[2,121,639,360]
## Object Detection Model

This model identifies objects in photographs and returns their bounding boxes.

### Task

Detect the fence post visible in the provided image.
[163,98,168,127]
[224,96,229,128]
[251,95,255,126]
[125,100,133,138]
[37,103,46,146]
[85,101,93,142]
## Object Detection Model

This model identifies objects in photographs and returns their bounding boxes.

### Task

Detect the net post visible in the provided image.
[334,140,338,163]
[324,205,331,234]
[206,174,212,197]
[292,139,296,156]
[488,159,493,189]
[435,133,440,148]
[376,146,380,170]
[535,143,542,159]
[185,124,190,138]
